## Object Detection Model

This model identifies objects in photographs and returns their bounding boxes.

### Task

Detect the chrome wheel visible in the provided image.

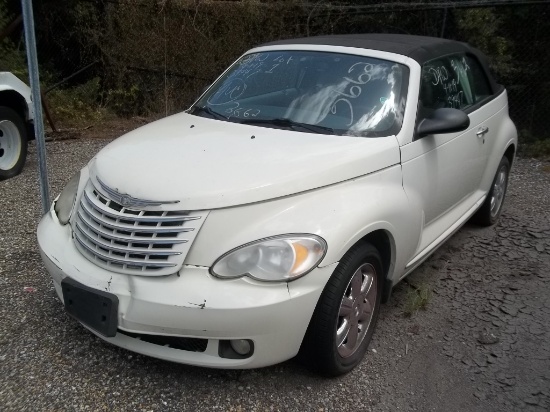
[336,263,377,358]
[0,119,22,171]
[490,166,508,218]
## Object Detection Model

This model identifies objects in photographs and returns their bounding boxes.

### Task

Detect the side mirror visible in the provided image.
[416,108,470,138]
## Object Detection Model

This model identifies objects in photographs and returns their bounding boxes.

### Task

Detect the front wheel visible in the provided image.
[473,156,510,226]
[0,106,28,181]
[298,242,383,376]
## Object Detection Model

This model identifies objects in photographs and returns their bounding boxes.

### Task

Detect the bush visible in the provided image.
[517,129,550,159]
[46,77,106,127]
[520,139,550,159]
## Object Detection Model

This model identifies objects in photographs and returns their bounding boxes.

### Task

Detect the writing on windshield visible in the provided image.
[196,51,408,137]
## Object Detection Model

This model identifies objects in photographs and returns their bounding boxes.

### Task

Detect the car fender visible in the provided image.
[186,164,421,284]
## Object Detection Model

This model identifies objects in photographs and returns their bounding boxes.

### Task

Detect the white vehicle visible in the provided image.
[38,34,517,376]
[0,72,34,180]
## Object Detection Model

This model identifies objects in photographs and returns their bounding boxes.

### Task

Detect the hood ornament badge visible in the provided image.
[96,176,179,208]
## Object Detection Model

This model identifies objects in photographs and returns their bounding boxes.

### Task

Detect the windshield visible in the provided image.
[192,50,408,137]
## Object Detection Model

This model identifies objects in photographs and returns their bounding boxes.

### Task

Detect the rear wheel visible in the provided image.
[299,242,383,376]
[0,106,28,181]
[473,156,510,226]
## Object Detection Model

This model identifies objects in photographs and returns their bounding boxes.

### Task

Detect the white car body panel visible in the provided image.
[477,92,518,191]
[94,113,401,210]
[37,41,518,369]
[0,72,34,120]
[39,207,339,368]
[401,90,512,257]
[185,165,418,277]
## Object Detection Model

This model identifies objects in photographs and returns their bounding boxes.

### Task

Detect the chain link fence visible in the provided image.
[1,0,549,144]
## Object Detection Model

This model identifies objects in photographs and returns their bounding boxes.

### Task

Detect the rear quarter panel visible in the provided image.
[479,90,518,191]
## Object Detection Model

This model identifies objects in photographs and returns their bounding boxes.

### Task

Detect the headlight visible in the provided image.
[211,234,327,282]
[54,171,81,225]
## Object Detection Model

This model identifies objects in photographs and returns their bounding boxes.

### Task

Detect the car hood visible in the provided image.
[91,113,400,210]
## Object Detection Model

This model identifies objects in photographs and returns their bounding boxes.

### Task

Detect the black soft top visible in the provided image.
[262,34,500,93]
[263,34,471,64]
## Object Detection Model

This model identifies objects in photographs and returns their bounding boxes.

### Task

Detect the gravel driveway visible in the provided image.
[1,139,549,411]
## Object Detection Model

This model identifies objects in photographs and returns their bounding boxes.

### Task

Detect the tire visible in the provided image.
[473,156,510,226]
[0,106,28,181]
[298,242,383,376]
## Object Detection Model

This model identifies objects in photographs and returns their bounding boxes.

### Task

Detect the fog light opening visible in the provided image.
[230,339,252,356]
[218,339,254,359]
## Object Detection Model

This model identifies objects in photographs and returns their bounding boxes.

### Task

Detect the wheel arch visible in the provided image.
[503,143,516,167]
[339,228,396,304]
[0,90,29,121]
[0,90,35,141]
[358,229,393,283]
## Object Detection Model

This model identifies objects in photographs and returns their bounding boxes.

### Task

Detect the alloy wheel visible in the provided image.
[336,263,377,358]
[490,166,508,218]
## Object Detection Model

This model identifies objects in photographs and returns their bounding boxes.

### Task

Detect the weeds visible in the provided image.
[520,139,550,159]
[403,282,432,317]
[517,129,550,159]
[47,78,107,128]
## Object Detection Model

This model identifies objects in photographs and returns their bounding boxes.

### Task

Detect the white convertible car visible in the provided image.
[38,34,517,376]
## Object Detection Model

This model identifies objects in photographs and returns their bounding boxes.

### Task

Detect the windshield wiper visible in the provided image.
[240,118,335,135]
[192,106,228,120]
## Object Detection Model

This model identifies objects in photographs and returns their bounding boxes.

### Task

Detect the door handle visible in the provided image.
[476,126,489,137]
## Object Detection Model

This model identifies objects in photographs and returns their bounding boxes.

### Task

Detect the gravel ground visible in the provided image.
[1,139,549,411]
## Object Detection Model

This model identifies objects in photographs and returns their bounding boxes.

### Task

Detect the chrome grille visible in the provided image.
[73,181,206,276]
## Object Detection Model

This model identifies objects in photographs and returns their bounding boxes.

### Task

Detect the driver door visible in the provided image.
[401,54,487,257]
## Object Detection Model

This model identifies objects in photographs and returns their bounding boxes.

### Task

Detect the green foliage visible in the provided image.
[47,78,106,127]
[454,8,515,80]
[520,138,550,159]
[517,129,550,159]
[105,83,142,118]
[0,1,28,79]
[403,283,432,317]
[0,46,28,79]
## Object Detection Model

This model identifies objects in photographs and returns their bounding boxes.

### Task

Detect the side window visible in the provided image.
[420,54,477,112]
[419,54,494,115]
[463,55,492,103]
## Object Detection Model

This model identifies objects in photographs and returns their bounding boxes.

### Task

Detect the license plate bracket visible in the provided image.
[61,277,119,337]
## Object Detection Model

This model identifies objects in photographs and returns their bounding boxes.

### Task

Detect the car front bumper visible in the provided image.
[37,210,337,369]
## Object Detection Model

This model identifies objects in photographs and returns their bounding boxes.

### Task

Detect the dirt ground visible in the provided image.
[0,124,549,411]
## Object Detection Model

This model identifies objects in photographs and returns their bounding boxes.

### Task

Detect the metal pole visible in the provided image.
[21,0,50,214]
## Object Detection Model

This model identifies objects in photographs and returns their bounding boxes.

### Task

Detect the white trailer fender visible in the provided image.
[0,72,34,121]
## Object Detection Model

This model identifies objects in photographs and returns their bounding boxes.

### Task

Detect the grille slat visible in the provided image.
[74,236,176,268]
[85,189,199,222]
[74,221,187,245]
[75,223,182,256]
[73,180,206,276]
[79,200,195,233]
